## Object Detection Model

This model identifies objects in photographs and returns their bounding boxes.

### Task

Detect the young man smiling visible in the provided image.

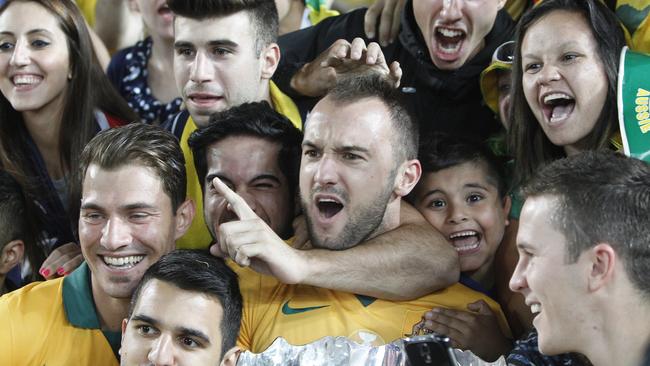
[0,124,193,365]
[510,151,650,366]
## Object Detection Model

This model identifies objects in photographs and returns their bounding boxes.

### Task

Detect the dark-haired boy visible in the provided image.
[0,170,28,296]
[409,135,512,361]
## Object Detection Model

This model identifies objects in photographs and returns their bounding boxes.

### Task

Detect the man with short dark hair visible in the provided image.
[165,0,302,250]
[205,75,509,352]
[0,124,194,365]
[510,151,650,366]
[120,250,242,366]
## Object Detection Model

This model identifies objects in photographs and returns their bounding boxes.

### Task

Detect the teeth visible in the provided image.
[453,242,479,251]
[531,304,541,314]
[543,93,572,104]
[449,230,477,239]
[437,28,463,37]
[13,75,42,85]
[103,255,144,268]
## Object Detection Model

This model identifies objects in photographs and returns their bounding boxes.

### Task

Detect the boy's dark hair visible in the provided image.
[167,0,278,56]
[188,101,303,200]
[417,133,508,198]
[522,151,650,296]
[327,73,419,164]
[0,170,28,248]
[129,250,242,358]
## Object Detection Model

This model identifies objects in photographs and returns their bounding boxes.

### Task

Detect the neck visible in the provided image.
[90,275,131,332]
[583,295,650,366]
[0,275,7,296]
[466,259,495,291]
[563,144,583,157]
[22,101,65,180]
[279,1,306,35]
[149,34,174,68]
[367,197,401,241]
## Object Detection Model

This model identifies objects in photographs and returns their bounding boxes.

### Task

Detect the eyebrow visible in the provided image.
[522,40,582,59]
[250,174,281,185]
[207,39,238,49]
[337,145,370,154]
[131,314,212,345]
[79,202,157,211]
[463,183,490,191]
[0,29,53,37]
[206,173,232,186]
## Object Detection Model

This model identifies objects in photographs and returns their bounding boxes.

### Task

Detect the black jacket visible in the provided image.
[274,1,515,142]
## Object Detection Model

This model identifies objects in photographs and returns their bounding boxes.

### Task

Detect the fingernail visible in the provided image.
[367,32,375,39]
[41,269,50,277]
[56,267,65,275]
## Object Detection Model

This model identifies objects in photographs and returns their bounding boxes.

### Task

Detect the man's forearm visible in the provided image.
[297,204,460,300]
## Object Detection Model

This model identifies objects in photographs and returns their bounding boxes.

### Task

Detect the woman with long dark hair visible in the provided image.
[0,0,136,283]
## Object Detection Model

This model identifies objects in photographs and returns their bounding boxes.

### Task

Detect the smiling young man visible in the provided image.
[164,0,302,250]
[274,0,514,142]
[197,75,509,353]
[0,124,193,365]
[509,151,650,366]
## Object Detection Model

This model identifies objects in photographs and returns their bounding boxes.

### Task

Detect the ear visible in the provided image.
[259,42,280,80]
[119,318,128,356]
[393,159,422,197]
[220,346,241,366]
[0,240,24,274]
[502,195,512,227]
[587,243,616,293]
[496,0,507,10]
[173,199,196,240]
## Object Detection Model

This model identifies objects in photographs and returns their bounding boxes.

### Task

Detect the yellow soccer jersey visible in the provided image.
[0,263,119,366]
[174,81,302,250]
[235,265,511,353]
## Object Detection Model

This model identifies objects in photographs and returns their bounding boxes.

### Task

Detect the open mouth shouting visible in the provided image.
[541,92,575,125]
[157,3,173,20]
[434,26,466,61]
[101,255,145,270]
[315,195,344,220]
[449,230,481,255]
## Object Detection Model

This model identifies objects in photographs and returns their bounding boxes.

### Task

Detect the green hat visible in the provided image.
[617,46,650,162]
[480,41,514,116]
[480,60,512,115]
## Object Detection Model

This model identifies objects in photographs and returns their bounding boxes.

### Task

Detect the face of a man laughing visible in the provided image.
[79,164,181,300]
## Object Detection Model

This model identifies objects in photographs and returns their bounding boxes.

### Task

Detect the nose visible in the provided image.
[313,155,338,187]
[538,63,562,85]
[100,217,132,250]
[509,257,529,293]
[10,39,31,67]
[148,334,175,366]
[189,50,212,83]
[446,203,468,225]
[440,0,463,21]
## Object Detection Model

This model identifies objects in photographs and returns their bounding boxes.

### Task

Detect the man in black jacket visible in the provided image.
[274,0,514,142]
